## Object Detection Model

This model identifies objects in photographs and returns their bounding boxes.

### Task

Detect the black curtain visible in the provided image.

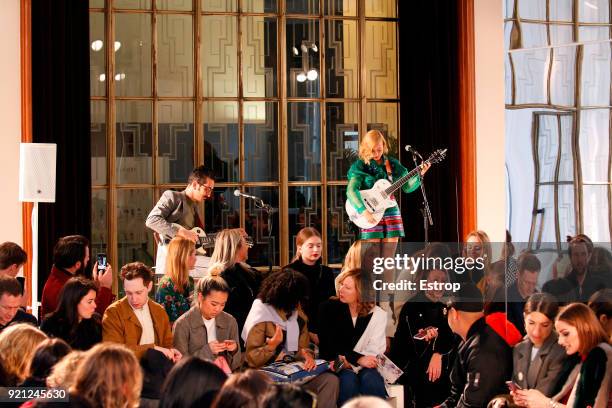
[31,0,91,295]
[398,0,461,243]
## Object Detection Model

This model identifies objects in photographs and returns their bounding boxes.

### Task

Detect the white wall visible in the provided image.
[0,0,22,245]
[474,0,506,242]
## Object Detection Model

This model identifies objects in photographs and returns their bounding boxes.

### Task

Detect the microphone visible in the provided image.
[234,189,261,201]
[405,145,423,159]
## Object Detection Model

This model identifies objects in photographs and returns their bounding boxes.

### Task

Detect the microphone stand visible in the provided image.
[410,149,433,244]
[254,198,277,274]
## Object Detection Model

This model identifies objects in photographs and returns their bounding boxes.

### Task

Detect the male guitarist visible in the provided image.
[146,166,214,275]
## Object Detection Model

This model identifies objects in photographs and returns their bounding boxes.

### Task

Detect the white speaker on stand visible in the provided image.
[19,143,57,320]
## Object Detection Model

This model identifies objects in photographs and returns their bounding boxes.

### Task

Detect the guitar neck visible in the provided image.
[384,161,428,195]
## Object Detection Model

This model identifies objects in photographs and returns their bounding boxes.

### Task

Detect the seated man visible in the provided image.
[102,262,181,361]
[0,276,37,332]
[41,235,114,318]
[506,253,541,335]
[438,283,512,408]
[0,242,28,308]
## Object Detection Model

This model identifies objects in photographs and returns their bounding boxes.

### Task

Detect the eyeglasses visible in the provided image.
[199,183,214,193]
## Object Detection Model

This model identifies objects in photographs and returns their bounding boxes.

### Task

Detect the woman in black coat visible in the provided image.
[41,277,102,350]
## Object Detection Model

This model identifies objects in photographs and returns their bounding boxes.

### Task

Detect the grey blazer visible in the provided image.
[145,190,201,240]
[512,332,566,396]
[173,306,242,370]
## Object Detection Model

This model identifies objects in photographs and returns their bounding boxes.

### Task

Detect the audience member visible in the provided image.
[0,275,37,331]
[242,269,338,408]
[341,396,393,408]
[439,283,512,408]
[460,230,491,285]
[46,351,86,389]
[159,356,227,408]
[0,242,27,297]
[318,268,387,405]
[480,260,506,303]
[174,272,241,372]
[507,253,541,335]
[41,277,102,350]
[512,293,567,396]
[155,236,195,323]
[390,265,455,407]
[102,262,180,361]
[211,369,271,408]
[21,338,71,387]
[590,246,612,279]
[502,230,519,286]
[0,323,47,385]
[139,348,175,404]
[260,383,317,408]
[41,235,114,318]
[71,343,142,408]
[588,288,612,339]
[513,303,611,407]
[285,227,335,345]
[210,228,262,343]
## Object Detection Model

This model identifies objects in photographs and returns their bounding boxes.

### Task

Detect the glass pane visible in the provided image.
[157,14,194,97]
[204,187,241,235]
[243,187,280,267]
[505,0,514,19]
[327,185,356,264]
[365,21,397,99]
[203,102,239,183]
[550,46,576,106]
[158,101,194,184]
[580,109,610,183]
[579,0,610,23]
[536,115,561,183]
[579,26,611,42]
[90,0,105,7]
[201,16,238,97]
[202,0,236,12]
[90,12,105,96]
[91,190,108,261]
[156,0,193,10]
[582,185,611,243]
[244,0,277,12]
[326,102,359,181]
[518,0,545,20]
[325,0,357,16]
[550,0,573,21]
[513,48,550,105]
[581,42,611,106]
[117,189,155,269]
[288,186,322,257]
[115,101,153,184]
[244,102,278,182]
[557,185,576,238]
[521,23,548,48]
[286,0,319,14]
[366,103,399,156]
[114,0,151,9]
[115,13,152,97]
[365,0,396,18]
[534,186,558,243]
[288,102,321,181]
[558,115,574,182]
[325,19,358,98]
[287,19,320,98]
[91,101,107,185]
[550,24,573,46]
[242,17,278,98]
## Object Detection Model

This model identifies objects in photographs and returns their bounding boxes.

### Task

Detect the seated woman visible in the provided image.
[173,271,242,372]
[512,293,567,397]
[513,303,611,407]
[318,268,387,406]
[41,277,102,350]
[21,338,71,387]
[210,229,262,342]
[242,268,339,408]
[460,230,492,285]
[588,288,612,340]
[390,261,455,407]
[285,227,335,345]
[155,236,195,323]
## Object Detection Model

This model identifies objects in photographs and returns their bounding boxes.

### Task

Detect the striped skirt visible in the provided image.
[359,205,405,239]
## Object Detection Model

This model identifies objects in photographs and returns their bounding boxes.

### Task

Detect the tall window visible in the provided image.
[90,0,400,272]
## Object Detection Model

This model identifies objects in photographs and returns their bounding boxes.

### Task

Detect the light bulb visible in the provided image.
[311,44,318,52]
[296,72,307,82]
[99,73,106,82]
[292,46,299,56]
[306,69,318,81]
[91,40,103,52]
[114,41,122,51]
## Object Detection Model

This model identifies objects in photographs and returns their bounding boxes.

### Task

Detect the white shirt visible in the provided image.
[203,316,217,342]
[530,346,540,362]
[131,302,155,346]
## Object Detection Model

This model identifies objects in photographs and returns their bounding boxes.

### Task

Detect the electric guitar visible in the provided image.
[169,224,254,256]
[345,149,447,229]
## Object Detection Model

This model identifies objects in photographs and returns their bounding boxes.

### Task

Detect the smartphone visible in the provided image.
[332,356,345,373]
[506,381,522,392]
[97,253,107,271]
[413,326,435,340]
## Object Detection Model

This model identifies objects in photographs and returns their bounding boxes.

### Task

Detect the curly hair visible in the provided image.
[258,268,309,314]
[0,323,47,384]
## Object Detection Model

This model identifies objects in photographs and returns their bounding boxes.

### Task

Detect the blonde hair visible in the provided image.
[0,323,47,384]
[292,227,322,262]
[71,343,142,408]
[335,268,374,316]
[210,229,244,270]
[358,129,389,165]
[165,236,195,292]
[465,230,492,269]
[341,240,362,273]
[556,303,609,356]
[46,350,86,388]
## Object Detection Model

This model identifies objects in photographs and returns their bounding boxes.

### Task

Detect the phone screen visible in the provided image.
[97,254,107,270]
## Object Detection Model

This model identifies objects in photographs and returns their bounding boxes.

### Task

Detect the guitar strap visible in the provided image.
[384,158,395,200]
[194,207,204,230]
